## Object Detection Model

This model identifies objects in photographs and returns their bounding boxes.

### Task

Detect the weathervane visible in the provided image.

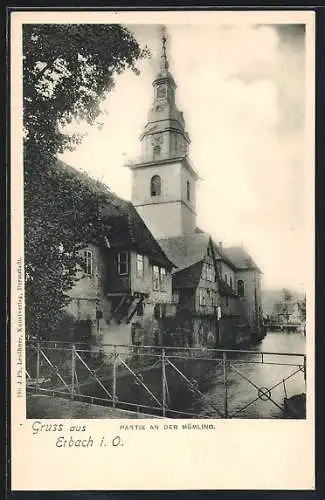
[159,24,169,72]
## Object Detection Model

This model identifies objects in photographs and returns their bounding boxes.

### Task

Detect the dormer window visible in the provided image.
[151,175,161,196]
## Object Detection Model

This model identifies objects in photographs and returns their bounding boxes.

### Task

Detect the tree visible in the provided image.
[24,24,148,338]
[298,294,306,322]
[282,288,293,304]
[280,288,293,323]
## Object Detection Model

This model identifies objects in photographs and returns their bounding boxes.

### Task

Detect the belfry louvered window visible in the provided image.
[151,175,161,196]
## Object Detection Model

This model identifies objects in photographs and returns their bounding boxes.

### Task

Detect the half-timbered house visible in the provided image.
[59,161,175,350]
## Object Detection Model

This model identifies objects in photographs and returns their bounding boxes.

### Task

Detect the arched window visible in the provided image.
[186,180,191,201]
[237,279,245,297]
[153,145,161,160]
[150,175,161,197]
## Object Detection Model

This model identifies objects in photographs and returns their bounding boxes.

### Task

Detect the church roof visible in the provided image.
[223,246,262,273]
[56,160,175,269]
[158,234,240,295]
[158,233,210,273]
[158,232,240,274]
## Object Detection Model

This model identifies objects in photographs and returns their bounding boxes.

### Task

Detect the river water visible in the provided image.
[185,330,306,419]
[85,330,306,419]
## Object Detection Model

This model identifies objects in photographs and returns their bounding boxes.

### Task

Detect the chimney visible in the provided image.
[219,241,223,250]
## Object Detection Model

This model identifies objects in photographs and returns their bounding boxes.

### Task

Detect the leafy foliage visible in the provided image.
[24,24,148,338]
[281,288,293,303]
[298,295,306,321]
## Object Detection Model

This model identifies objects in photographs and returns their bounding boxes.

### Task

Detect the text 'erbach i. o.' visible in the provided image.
[30,420,217,448]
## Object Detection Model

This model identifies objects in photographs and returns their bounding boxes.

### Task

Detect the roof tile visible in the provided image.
[56,160,174,269]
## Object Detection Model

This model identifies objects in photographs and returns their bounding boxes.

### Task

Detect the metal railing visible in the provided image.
[26,340,306,419]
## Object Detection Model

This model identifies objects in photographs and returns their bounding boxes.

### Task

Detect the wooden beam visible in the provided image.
[127,296,145,324]
[106,292,130,297]
[113,295,128,315]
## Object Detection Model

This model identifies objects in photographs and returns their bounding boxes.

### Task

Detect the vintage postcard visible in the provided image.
[11,9,315,491]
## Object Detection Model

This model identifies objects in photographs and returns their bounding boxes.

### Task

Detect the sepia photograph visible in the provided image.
[10,8,315,492]
[22,20,310,421]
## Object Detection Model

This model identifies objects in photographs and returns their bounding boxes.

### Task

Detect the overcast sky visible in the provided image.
[60,23,308,292]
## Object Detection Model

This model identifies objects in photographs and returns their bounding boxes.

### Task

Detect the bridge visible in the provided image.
[267,323,305,333]
[26,340,306,419]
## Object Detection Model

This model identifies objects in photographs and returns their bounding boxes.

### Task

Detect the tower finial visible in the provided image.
[159,25,169,73]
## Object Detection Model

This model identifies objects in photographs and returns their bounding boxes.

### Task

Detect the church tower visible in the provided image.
[127,26,199,239]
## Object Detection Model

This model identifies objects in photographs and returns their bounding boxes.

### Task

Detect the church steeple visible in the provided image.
[127,26,200,239]
[138,25,192,164]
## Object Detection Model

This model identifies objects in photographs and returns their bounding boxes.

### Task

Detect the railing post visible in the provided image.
[303,355,306,385]
[71,344,76,401]
[113,346,117,408]
[223,351,228,418]
[36,340,40,392]
[162,348,166,417]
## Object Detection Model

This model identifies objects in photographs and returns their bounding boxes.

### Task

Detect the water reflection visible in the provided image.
[185,330,306,418]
